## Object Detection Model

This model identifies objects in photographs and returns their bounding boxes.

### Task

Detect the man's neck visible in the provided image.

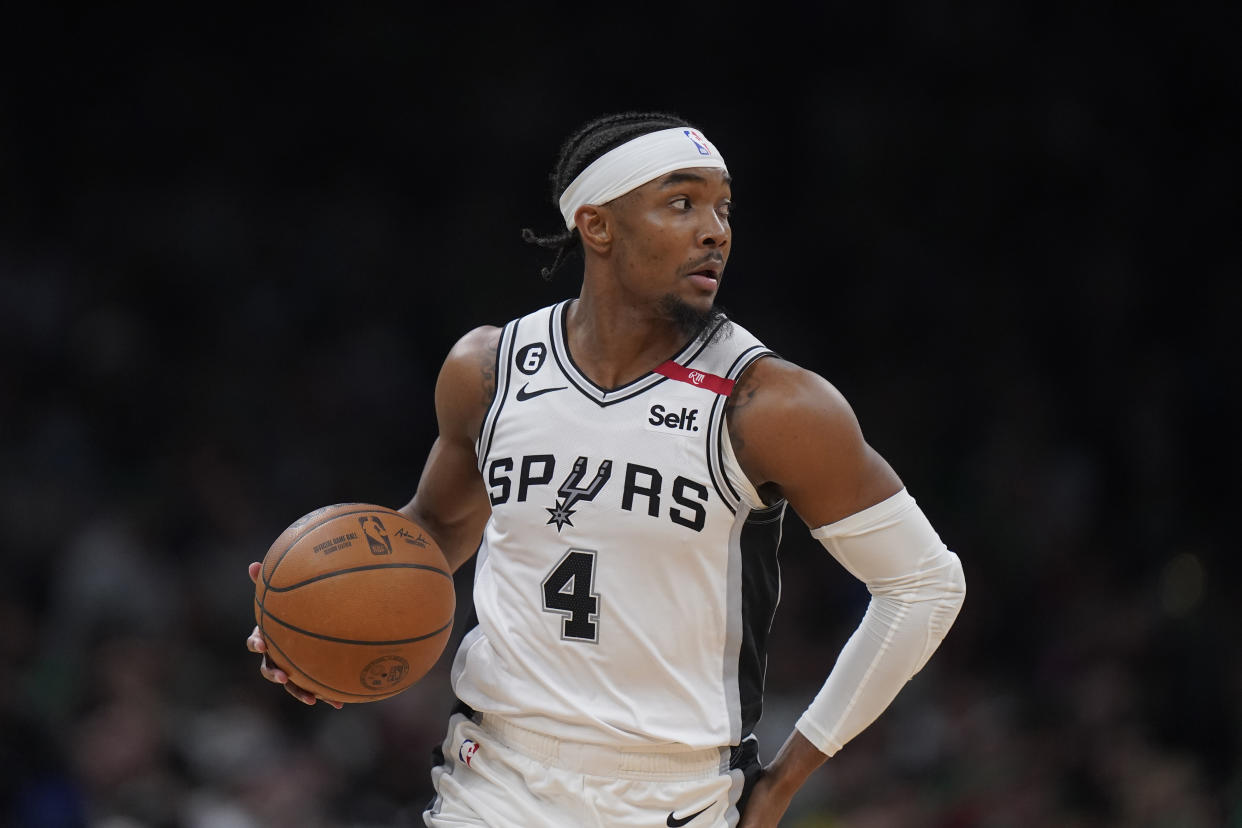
[564,291,690,391]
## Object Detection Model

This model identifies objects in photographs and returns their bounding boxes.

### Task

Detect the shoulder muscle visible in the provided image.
[436,325,502,445]
[727,357,903,527]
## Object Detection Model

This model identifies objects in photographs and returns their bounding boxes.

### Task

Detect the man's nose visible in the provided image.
[698,211,729,247]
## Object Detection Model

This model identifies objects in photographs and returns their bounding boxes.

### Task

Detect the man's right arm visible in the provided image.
[399,325,501,572]
[247,325,501,703]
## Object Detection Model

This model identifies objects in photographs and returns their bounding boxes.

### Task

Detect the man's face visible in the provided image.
[604,166,732,330]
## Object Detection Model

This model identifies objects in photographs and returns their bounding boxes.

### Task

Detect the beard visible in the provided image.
[657,295,732,345]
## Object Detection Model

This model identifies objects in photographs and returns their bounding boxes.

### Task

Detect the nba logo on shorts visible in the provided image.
[459,738,480,767]
[683,129,711,156]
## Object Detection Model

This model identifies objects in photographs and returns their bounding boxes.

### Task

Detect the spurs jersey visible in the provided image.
[452,300,785,749]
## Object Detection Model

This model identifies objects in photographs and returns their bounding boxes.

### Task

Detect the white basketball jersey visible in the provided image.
[452,300,786,749]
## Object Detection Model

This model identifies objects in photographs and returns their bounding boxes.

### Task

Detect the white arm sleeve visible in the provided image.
[795,488,965,757]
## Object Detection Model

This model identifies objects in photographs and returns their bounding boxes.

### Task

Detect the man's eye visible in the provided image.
[719,201,734,218]
[671,197,691,210]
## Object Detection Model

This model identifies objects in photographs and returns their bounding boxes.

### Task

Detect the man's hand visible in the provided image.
[737,773,792,828]
[247,561,343,709]
[737,730,827,827]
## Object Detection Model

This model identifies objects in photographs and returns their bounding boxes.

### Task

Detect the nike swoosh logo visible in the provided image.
[516,383,567,401]
[667,803,714,827]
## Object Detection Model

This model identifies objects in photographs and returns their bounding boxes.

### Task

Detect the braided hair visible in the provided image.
[522,111,691,280]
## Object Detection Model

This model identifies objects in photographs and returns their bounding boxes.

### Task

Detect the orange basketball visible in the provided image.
[254,503,455,703]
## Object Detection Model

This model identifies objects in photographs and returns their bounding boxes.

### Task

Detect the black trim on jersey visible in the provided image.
[476,319,518,470]
[706,390,733,514]
[548,300,730,408]
[737,501,785,738]
[706,346,773,513]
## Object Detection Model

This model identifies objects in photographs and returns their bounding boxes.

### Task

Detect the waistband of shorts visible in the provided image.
[474,713,730,781]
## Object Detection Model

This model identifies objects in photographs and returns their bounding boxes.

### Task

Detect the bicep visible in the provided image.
[784,438,903,529]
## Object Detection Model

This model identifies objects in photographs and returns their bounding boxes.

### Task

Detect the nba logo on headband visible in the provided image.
[683,129,712,156]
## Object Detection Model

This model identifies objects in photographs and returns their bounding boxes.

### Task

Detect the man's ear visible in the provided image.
[575,205,612,254]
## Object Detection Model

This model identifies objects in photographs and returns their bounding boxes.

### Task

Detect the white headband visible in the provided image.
[558,127,728,229]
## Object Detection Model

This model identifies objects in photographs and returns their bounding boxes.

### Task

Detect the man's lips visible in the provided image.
[687,269,720,290]
[684,256,724,286]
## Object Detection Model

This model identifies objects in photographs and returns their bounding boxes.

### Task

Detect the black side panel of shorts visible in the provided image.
[730,738,763,816]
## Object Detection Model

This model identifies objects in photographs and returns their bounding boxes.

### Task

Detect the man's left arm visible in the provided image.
[726,358,966,826]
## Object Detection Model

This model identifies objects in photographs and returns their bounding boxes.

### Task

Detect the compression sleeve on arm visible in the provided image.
[795,488,965,757]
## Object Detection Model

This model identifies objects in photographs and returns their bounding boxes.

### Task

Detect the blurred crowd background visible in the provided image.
[1,4,1238,827]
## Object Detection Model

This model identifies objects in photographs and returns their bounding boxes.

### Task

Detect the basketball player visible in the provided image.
[247,112,966,827]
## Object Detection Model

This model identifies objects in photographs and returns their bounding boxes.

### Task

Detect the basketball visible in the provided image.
[254,503,455,703]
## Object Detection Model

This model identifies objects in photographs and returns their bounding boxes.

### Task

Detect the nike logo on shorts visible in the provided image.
[516,383,566,401]
[667,802,714,826]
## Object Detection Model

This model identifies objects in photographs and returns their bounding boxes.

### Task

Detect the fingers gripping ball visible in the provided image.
[254,504,455,703]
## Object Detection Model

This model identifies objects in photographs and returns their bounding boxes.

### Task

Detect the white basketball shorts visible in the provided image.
[424,709,761,827]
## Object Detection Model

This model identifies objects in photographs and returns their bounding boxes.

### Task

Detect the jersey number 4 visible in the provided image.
[542,549,599,642]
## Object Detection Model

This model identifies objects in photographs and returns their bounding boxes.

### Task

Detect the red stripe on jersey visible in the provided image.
[654,361,735,396]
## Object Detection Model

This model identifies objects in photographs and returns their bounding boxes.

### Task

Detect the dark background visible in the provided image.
[1,4,1238,826]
